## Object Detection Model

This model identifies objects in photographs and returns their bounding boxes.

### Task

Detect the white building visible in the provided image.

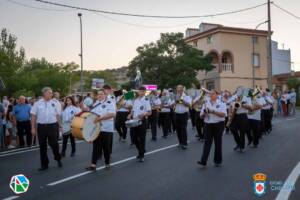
[272,41,291,75]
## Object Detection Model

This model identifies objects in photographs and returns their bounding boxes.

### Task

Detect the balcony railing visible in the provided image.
[221,63,232,71]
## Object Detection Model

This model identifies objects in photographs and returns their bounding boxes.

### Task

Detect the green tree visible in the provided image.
[0,28,25,96]
[127,32,213,89]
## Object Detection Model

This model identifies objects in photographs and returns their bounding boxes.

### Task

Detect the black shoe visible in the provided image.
[70,152,75,157]
[85,166,96,171]
[239,148,245,153]
[233,146,239,151]
[38,166,49,171]
[151,138,157,141]
[214,163,222,167]
[181,145,187,150]
[57,160,63,168]
[61,151,65,158]
[252,145,258,148]
[247,141,252,146]
[197,161,206,168]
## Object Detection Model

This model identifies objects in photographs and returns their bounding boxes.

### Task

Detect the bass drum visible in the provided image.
[71,112,100,142]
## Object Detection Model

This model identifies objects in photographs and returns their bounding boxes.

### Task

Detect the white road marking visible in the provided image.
[47,143,179,186]
[0,141,85,157]
[2,196,19,200]
[275,161,300,200]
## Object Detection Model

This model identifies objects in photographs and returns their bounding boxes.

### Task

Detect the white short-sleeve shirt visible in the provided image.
[234,96,251,114]
[31,99,61,124]
[117,98,133,112]
[248,97,266,121]
[200,99,226,123]
[174,94,192,114]
[132,96,151,119]
[91,99,116,133]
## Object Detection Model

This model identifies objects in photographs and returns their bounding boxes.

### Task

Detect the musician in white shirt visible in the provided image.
[116,95,133,142]
[127,86,151,162]
[61,96,81,157]
[31,87,62,171]
[173,85,192,149]
[160,90,173,138]
[148,90,161,141]
[86,89,116,170]
[247,95,265,148]
[229,93,252,152]
[198,90,226,167]
[262,90,274,134]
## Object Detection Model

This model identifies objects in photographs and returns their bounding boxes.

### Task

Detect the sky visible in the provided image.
[0,0,299,71]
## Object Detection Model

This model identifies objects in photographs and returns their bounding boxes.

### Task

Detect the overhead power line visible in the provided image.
[34,0,267,19]
[6,0,72,12]
[273,3,300,20]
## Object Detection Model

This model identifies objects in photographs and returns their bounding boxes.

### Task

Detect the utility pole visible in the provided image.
[253,20,268,88]
[267,0,273,90]
[78,13,83,95]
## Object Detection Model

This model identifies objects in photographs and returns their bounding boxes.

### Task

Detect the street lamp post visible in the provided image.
[252,21,268,88]
[78,13,83,95]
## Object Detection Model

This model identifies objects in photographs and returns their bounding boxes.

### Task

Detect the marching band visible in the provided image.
[27,84,278,171]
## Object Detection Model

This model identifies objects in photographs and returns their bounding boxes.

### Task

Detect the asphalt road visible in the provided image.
[1,112,300,200]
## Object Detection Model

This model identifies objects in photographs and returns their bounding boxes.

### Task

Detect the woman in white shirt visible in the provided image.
[61,96,81,157]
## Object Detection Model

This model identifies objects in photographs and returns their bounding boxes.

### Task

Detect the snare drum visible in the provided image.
[71,112,100,142]
[125,119,142,128]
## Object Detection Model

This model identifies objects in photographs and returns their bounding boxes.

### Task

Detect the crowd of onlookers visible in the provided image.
[0,88,297,151]
[271,88,297,117]
[0,93,91,151]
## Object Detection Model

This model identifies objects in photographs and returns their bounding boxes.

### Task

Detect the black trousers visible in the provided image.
[158,112,162,128]
[261,109,272,133]
[249,119,260,146]
[16,120,32,147]
[230,113,249,149]
[160,112,171,137]
[201,122,224,165]
[132,120,147,158]
[61,133,76,154]
[92,132,113,165]
[115,111,129,139]
[195,111,204,139]
[149,110,158,140]
[175,113,188,146]
[170,109,176,133]
[37,123,61,167]
[130,128,134,144]
[190,108,196,128]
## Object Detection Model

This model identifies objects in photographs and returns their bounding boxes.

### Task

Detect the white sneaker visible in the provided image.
[8,145,15,149]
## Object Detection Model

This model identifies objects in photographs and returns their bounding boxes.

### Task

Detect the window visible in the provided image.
[207,36,213,44]
[252,36,258,44]
[193,41,197,47]
[252,53,260,67]
[206,81,215,90]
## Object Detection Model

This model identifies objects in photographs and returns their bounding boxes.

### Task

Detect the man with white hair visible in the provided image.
[31,87,62,171]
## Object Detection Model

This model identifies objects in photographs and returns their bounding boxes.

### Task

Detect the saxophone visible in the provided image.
[116,95,125,110]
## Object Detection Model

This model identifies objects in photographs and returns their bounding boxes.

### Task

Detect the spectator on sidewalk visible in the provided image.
[13,96,32,148]
[289,88,297,115]
[0,102,4,150]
